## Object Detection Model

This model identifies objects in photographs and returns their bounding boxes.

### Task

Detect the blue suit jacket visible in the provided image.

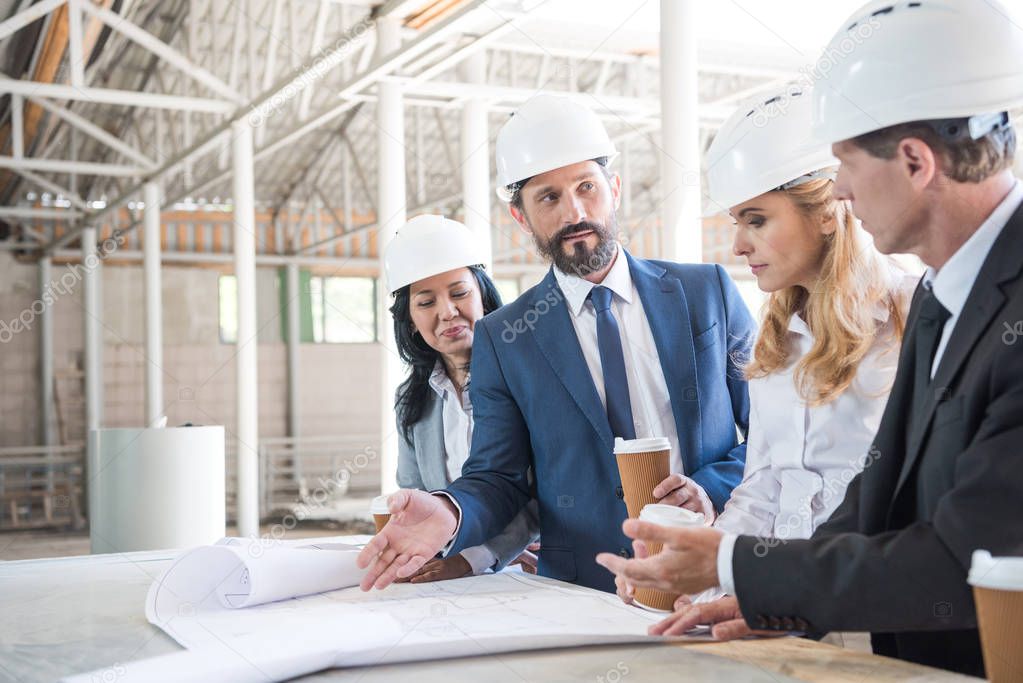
[447,252,756,592]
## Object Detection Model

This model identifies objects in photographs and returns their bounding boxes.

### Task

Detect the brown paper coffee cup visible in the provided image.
[613,438,675,611]
[969,550,1023,682]
[370,495,391,534]
[973,587,1023,682]
[632,503,707,612]
[373,513,391,533]
[614,437,671,519]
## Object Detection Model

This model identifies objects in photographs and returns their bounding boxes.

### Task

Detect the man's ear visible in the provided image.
[509,204,532,235]
[896,137,938,190]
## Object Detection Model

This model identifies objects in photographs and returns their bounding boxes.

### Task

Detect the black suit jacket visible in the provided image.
[731,198,1023,677]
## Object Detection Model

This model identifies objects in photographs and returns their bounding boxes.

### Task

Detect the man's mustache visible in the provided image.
[555,221,606,243]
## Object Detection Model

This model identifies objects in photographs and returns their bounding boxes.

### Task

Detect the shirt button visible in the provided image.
[615,485,624,500]
[619,547,631,558]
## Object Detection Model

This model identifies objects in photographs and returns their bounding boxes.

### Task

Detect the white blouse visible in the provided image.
[713,271,918,541]
[428,361,474,484]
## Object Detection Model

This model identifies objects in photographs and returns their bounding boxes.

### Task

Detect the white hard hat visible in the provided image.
[706,83,838,213]
[812,0,1023,145]
[495,94,618,201]
[383,215,488,294]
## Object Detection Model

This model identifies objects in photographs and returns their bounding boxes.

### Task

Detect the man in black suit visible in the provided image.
[596,0,1023,677]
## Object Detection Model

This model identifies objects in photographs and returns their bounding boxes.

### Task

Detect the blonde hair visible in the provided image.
[745,178,906,405]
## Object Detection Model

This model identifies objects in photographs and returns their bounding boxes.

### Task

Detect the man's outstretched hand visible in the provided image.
[595,518,722,596]
[356,489,459,591]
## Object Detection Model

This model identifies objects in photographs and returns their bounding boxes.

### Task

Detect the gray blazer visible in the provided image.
[396,389,540,571]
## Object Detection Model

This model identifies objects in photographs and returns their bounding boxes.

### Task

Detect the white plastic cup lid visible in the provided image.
[613,436,671,454]
[370,495,391,515]
[639,503,705,528]
[969,550,1023,591]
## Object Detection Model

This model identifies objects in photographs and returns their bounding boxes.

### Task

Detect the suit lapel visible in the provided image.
[894,201,1023,499]
[875,282,925,529]
[529,269,614,448]
[626,253,702,473]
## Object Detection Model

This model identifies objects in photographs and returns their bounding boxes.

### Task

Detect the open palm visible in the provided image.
[356,489,459,590]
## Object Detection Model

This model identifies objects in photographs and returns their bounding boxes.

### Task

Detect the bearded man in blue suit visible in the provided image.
[359,95,755,594]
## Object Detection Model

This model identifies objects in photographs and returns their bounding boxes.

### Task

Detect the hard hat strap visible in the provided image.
[924,112,1010,142]
[967,111,1010,140]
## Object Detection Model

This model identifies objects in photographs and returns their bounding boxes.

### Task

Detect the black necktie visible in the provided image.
[911,287,951,423]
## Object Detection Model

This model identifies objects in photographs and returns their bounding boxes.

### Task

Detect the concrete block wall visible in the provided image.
[0,253,384,493]
[0,257,42,444]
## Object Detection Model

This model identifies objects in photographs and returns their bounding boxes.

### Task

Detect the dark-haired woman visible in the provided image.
[384,215,539,583]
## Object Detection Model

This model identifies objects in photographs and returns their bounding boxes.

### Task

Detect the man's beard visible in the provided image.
[531,216,618,278]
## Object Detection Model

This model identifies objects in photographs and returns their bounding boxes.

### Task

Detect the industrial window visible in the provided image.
[307,275,377,343]
[218,273,377,344]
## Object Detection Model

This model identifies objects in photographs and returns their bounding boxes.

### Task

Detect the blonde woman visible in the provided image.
[618,85,917,635]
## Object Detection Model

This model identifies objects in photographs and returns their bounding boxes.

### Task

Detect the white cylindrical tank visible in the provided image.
[88,426,227,553]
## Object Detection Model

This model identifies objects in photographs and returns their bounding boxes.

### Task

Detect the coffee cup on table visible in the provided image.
[370,495,391,533]
[968,549,1023,682]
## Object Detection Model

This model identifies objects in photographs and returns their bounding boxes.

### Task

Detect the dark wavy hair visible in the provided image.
[390,265,503,442]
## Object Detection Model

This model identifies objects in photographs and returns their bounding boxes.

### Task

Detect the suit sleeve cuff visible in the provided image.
[431,491,462,556]
[717,532,738,595]
[459,545,498,575]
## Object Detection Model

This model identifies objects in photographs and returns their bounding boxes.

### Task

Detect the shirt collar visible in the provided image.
[427,359,470,404]
[924,180,1023,317]
[553,243,633,317]
[787,312,811,338]
[427,359,450,399]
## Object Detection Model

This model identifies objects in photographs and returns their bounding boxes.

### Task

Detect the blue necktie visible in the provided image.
[588,286,636,440]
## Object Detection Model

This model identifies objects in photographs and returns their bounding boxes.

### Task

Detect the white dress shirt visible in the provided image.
[553,243,686,476]
[925,180,1023,376]
[715,269,916,595]
[718,180,1023,596]
[428,361,499,574]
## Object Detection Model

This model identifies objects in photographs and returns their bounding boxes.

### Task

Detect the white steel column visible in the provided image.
[459,52,491,268]
[659,0,702,263]
[82,226,102,464]
[39,257,54,446]
[376,15,406,495]
[285,262,301,439]
[143,182,164,425]
[232,119,260,537]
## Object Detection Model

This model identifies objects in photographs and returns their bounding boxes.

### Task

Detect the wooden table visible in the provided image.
[0,538,980,682]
